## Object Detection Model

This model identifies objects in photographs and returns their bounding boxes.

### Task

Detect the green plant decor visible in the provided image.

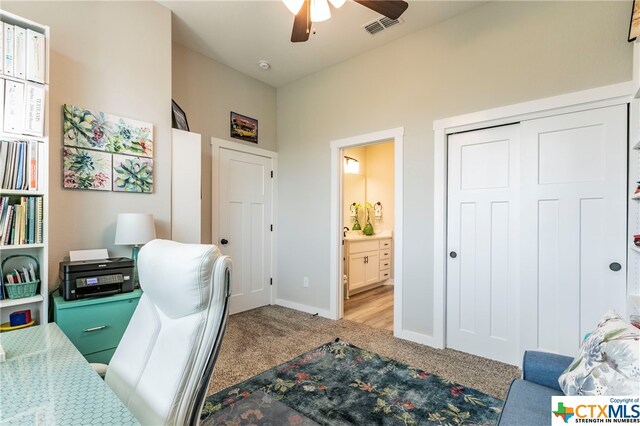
[352,203,362,230]
[363,202,374,235]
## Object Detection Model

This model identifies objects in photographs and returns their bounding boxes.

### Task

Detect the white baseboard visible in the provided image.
[395,328,444,349]
[274,298,333,319]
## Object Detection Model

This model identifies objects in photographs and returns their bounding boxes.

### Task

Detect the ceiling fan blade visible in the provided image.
[354,0,408,20]
[291,0,311,43]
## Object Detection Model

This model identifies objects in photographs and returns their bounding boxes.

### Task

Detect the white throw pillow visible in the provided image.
[558,310,640,396]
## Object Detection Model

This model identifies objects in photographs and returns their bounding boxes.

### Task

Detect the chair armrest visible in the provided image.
[522,351,573,392]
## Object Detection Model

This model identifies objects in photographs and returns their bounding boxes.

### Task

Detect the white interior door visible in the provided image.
[520,105,627,357]
[219,148,273,314]
[446,125,521,365]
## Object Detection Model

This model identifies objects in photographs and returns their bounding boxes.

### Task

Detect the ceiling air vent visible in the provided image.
[363,16,403,35]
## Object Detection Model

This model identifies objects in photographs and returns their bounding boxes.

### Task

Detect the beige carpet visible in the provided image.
[207,305,520,400]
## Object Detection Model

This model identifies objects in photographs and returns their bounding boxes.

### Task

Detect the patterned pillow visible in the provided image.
[558,310,640,396]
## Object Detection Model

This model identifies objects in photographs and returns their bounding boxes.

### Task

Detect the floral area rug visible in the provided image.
[201,339,504,425]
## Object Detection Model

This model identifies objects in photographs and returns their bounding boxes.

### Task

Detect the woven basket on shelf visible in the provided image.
[2,254,40,300]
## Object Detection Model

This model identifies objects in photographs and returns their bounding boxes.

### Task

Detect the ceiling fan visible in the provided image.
[283,0,409,43]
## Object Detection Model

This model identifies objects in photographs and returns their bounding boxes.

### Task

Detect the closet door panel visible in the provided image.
[520,105,627,357]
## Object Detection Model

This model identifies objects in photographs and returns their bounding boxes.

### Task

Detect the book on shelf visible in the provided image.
[2,203,13,245]
[14,203,22,244]
[36,196,42,244]
[0,77,4,130]
[0,138,6,183]
[3,79,25,134]
[37,141,44,190]
[3,23,14,77]
[15,142,24,189]
[28,140,37,189]
[26,29,45,84]
[0,196,6,222]
[5,140,15,188]
[0,22,45,84]
[28,193,35,244]
[0,139,39,191]
[14,26,26,80]
[24,83,44,137]
[0,195,43,245]
[0,22,3,75]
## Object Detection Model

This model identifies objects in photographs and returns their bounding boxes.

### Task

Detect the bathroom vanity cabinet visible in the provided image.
[344,237,392,298]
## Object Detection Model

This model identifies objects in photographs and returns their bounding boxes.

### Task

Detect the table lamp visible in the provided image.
[115,213,156,285]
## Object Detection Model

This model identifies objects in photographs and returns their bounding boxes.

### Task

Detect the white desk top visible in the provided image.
[0,323,139,425]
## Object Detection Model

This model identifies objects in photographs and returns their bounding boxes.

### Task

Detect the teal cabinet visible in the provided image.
[53,290,142,363]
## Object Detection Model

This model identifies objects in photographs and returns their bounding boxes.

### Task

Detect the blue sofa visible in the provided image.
[498,351,573,425]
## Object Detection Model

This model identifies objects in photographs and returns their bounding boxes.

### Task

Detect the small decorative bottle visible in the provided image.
[352,216,361,231]
[363,202,374,236]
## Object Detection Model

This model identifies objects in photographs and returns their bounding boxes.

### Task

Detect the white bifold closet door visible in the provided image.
[519,105,627,357]
[446,125,521,365]
[446,105,627,365]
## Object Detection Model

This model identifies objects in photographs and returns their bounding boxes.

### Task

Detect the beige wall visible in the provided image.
[276,1,633,337]
[342,143,394,232]
[2,1,173,288]
[172,43,277,243]
[365,142,394,233]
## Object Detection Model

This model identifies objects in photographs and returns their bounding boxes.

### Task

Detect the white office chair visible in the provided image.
[103,239,232,425]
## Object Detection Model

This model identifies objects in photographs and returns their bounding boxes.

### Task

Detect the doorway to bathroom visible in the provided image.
[342,142,395,330]
[329,127,404,337]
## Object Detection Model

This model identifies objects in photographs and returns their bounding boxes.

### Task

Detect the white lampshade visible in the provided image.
[310,0,331,22]
[328,0,346,8]
[283,0,304,15]
[115,213,156,246]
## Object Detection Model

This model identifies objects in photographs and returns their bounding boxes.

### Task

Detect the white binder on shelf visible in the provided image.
[26,29,45,84]
[14,26,26,80]
[0,24,3,75]
[3,80,25,134]
[24,83,44,137]
[3,23,14,77]
[0,78,4,131]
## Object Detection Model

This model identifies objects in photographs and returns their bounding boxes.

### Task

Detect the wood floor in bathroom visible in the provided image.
[344,285,393,331]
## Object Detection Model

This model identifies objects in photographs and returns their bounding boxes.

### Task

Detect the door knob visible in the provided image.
[449,251,457,258]
[220,239,229,245]
[609,262,622,272]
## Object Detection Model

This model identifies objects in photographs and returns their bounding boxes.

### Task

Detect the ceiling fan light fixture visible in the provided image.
[283,0,304,15]
[310,0,331,22]
[328,0,346,8]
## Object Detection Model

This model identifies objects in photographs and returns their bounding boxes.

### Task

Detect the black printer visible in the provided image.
[59,257,135,301]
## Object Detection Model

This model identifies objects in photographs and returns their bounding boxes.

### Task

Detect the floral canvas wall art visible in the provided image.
[63,104,153,158]
[113,154,153,193]
[63,147,112,191]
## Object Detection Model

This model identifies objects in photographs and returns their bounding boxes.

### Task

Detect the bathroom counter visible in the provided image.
[344,230,392,241]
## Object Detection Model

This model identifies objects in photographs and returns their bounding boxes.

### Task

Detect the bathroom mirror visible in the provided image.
[342,142,394,234]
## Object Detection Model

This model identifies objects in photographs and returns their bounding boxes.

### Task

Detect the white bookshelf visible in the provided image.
[0,10,49,327]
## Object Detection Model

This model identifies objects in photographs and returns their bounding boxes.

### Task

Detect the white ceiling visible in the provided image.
[161,0,484,88]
